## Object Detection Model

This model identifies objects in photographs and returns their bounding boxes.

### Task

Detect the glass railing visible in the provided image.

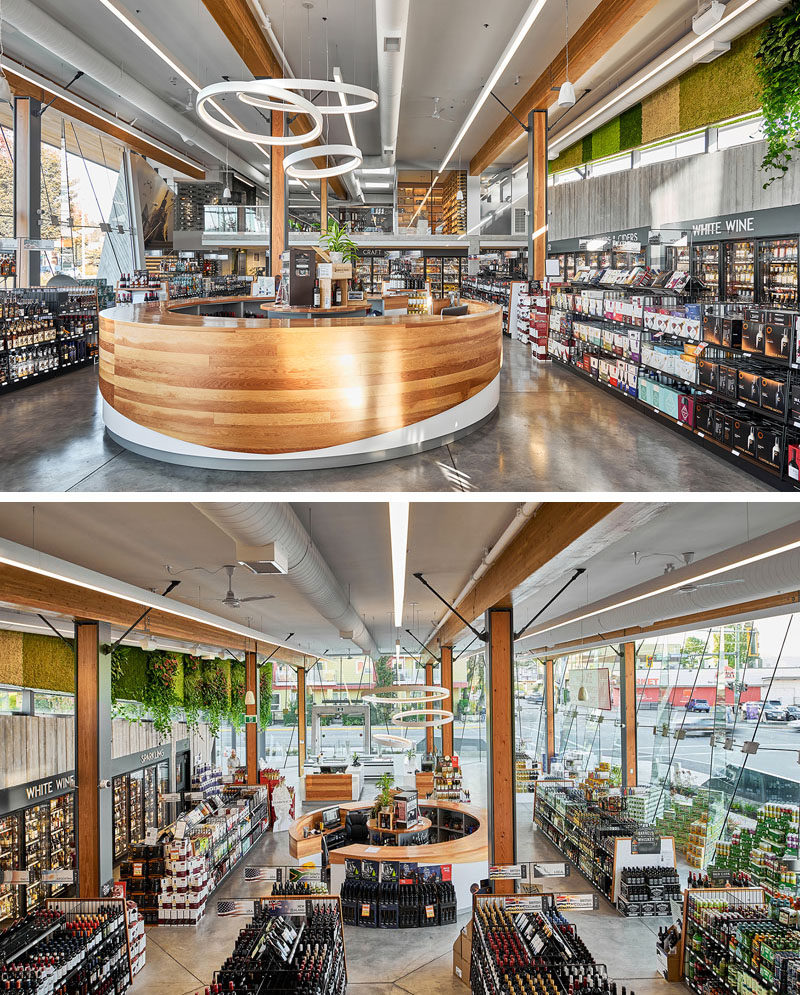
[204,204,270,234]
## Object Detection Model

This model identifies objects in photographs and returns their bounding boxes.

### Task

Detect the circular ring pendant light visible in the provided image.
[391,708,454,728]
[284,144,363,180]
[362,684,450,707]
[196,80,323,146]
[240,78,378,116]
[373,732,414,749]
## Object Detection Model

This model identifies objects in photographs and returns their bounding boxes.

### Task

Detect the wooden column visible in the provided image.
[320,181,328,233]
[620,642,638,787]
[75,620,112,897]
[270,111,286,278]
[486,605,516,893]
[297,662,307,776]
[245,650,258,785]
[14,96,42,286]
[425,659,435,753]
[441,645,454,756]
[527,109,548,282]
[544,658,555,770]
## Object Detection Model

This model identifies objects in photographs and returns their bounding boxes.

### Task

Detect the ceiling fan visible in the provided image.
[218,565,276,609]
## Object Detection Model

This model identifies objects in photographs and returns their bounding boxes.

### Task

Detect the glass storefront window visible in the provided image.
[33,692,74,714]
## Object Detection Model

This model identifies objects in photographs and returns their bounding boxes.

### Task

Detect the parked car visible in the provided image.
[785,705,800,722]
[764,704,787,721]
[526,693,544,704]
[685,698,710,713]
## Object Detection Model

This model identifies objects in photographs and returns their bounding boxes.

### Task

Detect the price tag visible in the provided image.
[41,869,76,884]
[732,449,740,457]
[3,870,30,884]
[360,903,370,918]
[144,827,159,845]
[160,792,182,803]
[174,820,187,840]
[425,904,435,919]
[697,432,704,439]
[738,401,746,408]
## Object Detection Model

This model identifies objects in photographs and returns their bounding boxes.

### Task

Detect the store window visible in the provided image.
[33,691,74,714]
[0,688,25,713]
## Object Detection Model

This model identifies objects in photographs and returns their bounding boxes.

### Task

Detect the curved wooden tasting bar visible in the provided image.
[98,295,502,470]
[288,800,487,865]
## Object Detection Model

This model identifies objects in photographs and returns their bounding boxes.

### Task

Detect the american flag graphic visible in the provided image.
[217,900,255,916]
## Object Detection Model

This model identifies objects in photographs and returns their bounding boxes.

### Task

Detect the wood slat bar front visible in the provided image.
[99,297,501,456]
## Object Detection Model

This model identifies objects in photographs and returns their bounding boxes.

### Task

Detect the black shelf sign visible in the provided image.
[631,828,661,855]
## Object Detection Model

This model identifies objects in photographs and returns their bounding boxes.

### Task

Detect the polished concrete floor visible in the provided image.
[130,763,683,995]
[0,341,769,492]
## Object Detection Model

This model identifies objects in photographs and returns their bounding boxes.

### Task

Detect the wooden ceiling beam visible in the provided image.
[429,503,621,650]
[202,0,348,201]
[6,70,206,180]
[0,562,306,666]
[469,0,661,176]
[521,591,800,658]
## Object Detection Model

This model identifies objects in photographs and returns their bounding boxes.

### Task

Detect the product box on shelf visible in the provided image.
[792,383,800,422]
[698,358,718,389]
[756,426,784,469]
[713,409,734,447]
[738,369,762,408]
[765,310,794,361]
[695,401,715,435]
[718,363,739,400]
[732,418,758,457]
[742,306,766,354]
[788,443,799,482]
[760,373,787,415]
[678,394,695,426]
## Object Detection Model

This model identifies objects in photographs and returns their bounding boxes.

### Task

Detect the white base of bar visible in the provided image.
[102,375,499,470]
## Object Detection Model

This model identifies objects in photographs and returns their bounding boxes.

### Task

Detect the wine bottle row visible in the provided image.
[340,873,456,929]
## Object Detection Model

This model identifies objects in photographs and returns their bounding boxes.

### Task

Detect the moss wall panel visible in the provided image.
[642,81,681,144]
[0,630,23,686]
[115,647,147,701]
[582,134,593,163]
[592,117,621,160]
[620,104,643,151]
[22,633,74,693]
[679,27,762,133]
[171,655,185,704]
[549,140,584,174]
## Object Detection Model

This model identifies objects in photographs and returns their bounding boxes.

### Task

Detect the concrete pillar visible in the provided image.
[14,96,42,286]
[485,605,516,893]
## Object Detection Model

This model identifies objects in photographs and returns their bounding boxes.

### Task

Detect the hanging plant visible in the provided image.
[755,1,800,187]
[142,652,180,739]
[229,662,246,731]
[110,646,125,704]
[199,661,229,738]
[259,660,273,727]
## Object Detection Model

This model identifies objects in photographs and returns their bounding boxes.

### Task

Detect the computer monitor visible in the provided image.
[321,807,340,829]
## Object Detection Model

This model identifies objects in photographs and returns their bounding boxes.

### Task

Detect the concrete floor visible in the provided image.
[0,340,769,492]
[130,763,683,995]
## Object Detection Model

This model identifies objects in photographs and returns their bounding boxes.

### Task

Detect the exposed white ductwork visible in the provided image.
[549,0,787,157]
[1,0,267,185]
[195,503,380,659]
[363,0,410,168]
[518,522,800,655]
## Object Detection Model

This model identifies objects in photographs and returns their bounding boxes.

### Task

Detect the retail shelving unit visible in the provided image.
[547,273,800,490]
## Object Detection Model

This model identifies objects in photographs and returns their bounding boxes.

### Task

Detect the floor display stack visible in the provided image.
[340,861,457,929]
[119,786,269,925]
[434,756,464,801]
[0,898,132,995]
[209,897,347,995]
[545,271,800,489]
[655,793,723,869]
[469,893,633,995]
[515,754,542,795]
[125,901,146,978]
[533,781,678,914]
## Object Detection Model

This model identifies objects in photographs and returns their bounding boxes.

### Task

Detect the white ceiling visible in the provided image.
[0,501,517,658]
[6,0,713,183]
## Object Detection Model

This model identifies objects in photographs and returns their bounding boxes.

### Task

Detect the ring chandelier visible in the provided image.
[372,732,414,750]
[196,77,378,181]
[196,80,323,146]
[361,684,450,707]
[391,708,454,729]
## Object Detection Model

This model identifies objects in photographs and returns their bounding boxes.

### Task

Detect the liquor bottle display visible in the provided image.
[0,900,132,995]
[0,287,98,391]
[470,896,631,995]
[543,268,800,489]
[340,869,456,929]
[210,898,346,995]
[433,755,463,801]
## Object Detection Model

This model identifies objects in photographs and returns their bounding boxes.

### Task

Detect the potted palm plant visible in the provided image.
[319,216,359,264]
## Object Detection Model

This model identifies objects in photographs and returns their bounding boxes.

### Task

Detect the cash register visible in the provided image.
[320,806,347,849]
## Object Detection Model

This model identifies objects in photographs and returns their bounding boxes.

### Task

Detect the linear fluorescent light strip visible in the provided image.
[95,0,272,163]
[550,0,765,154]
[389,501,409,628]
[0,543,295,651]
[438,0,547,172]
[521,537,800,641]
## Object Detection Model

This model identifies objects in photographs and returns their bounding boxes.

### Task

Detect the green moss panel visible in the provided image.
[592,117,621,160]
[679,26,762,132]
[0,630,23,686]
[620,104,643,151]
[582,134,593,163]
[642,81,681,145]
[548,140,584,173]
[170,655,185,704]
[22,633,74,693]
[115,647,148,701]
